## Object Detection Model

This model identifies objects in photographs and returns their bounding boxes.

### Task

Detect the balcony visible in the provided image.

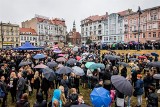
[132,30,142,34]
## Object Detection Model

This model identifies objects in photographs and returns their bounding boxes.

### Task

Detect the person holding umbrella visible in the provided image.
[134,74,144,107]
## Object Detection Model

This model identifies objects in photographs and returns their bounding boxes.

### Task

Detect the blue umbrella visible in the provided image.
[151,52,159,57]
[90,87,111,107]
[33,54,46,59]
[47,61,58,68]
[56,66,73,74]
[42,67,56,81]
[89,63,105,69]
[66,58,77,65]
[19,61,32,67]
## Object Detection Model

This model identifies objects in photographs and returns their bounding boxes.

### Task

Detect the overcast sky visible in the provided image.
[0,0,160,32]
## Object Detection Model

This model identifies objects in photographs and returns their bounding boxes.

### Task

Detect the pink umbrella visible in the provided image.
[58,54,64,57]
[34,64,47,69]
[58,64,64,68]
[76,56,82,61]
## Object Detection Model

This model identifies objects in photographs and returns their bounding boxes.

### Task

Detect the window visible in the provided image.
[24,37,26,40]
[90,27,92,30]
[130,35,132,38]
[148,32,151,37]
[27,37,29,40]
[86,28,88,31]
[94,31,96,35]
[11,37,14,41]
[16,38,18,42]
[98,30,101,35]
[143,33,145,38]
[154,15,157,20]
[153,32,156,37]
[21,36,23,40]
[94,26,96,30]
[134,35,136,38]
[104,37,108,41]
[30,37,32,41]
[98,25,102,29]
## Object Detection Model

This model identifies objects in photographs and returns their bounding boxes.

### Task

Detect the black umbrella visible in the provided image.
[56,66,73,74]
[151,52,159,57]
[71,104,91,107]
[153,74,160,80]
[118,62,129,67]
[129,58,139,61]
[19,61,32,67]
[42,67,56,81]
[148,61,160,67]
[66,58,77,65]
[111,75,133,96]
[47,61,58,68]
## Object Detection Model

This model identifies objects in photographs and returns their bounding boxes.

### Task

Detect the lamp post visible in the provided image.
[137,6,142,51]
[1,22,4,49]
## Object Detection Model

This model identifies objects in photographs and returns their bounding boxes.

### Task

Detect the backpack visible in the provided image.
[0,83,5,98]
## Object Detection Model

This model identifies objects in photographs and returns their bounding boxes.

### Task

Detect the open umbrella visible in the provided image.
[151,52,159,57]
[129,58,139,61]
[19,61,32,67]
[34,64,47,69]
[33,54,46,59]
[76,56,82,61]
[42,67,56,81]
[57,64,64,68]
[82,52,89,56]
[85,62,95,69]
[47,61,58,68]
[133,54,141,56]
[56,57,66,62]
[58,54,65,57]
[111,75,133,96]
[118,62,129,67]
[153,74,160,79]
[53,49,62,53]
[73,46,79,52]
[89,63,105,69]
[72,66,85,76]
[90,87,111,107]
[148,61,160,67]
[138,56,147,59]
[56,66,73,74]
[66,58,77,65]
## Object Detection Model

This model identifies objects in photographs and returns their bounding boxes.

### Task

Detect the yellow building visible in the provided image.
[0,22,19,48]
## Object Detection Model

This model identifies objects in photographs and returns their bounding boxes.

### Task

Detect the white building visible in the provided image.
[22,15,67,46]
[81,14,107,44]
[19,28,39,46]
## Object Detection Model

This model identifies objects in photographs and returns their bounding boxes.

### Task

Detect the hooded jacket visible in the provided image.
[52,89,62,107]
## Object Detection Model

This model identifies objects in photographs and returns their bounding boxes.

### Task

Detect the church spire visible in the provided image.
[73,20,76,31]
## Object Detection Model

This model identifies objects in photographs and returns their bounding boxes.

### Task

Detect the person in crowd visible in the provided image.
[115,90,125,107]
[143,72,153,98]
[94,79,103,88]
[78,95,84,105]
[16,72,26,101]
[68,88,78,105]
[9,72,18,103]
[34,71,40,94]
[121,67,127,78]
[147,85,158,107]
[41,74,50,101]
[16,93,30,107]
[59,86,67,106]
[69,73,76,88]
[131,67,138,87]
[52,89,62,107]
[74,75,80,94]
[135,74,144,107]
[33,92,47,107]
[53,100,60,107]
[0,76,8,107]
[60,75,69,99]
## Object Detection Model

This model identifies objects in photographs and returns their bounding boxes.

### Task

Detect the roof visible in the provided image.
[85,15,107,22]
[20,28,37,35]
[118,10,131,16]
[51,18,66,26]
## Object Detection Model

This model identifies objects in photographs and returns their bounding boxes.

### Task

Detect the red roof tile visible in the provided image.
[51,18,66,26]
[20,28,37,35]
[118,10,132,16]
[85,15,107,22]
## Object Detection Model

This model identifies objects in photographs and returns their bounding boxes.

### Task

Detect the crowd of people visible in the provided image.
[0,45,159,107]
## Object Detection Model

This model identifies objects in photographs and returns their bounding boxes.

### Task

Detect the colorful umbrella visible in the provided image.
[89,63,105,69]
[19,61,32,67]
[33,54,46,59]
[53,49,62,53]
[56,57,66,62]
[138,56,147,59]
[34,64,47,69]
[76,56,82,61]
[85,62,95,69]
[90,87,111,107]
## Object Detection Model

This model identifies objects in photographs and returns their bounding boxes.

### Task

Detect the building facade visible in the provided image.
[81,15,107,44]
[0,22,19,48]
[124,6,160,43]
[22,14,67,46]
[66,21,81,45]
[19,28,39,46]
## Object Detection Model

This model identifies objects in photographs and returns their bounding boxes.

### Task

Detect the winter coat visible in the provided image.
[17,77,26,91]
[41,78,50,92]
[33,93,47,107]
[16,99,30,107]
[147,92,158,107]
[143,76,153,88]
[135,79,144,95]
[34,77,40,89]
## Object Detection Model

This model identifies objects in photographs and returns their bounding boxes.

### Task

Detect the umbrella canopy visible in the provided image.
[56,66,73,74]
[47,61,58,68]
[148,61,160,67]
[56,57,66,62]
[76,56,82,61]
[153,74,160,79]
[72,66,85,76]
[57,64,64,68]
[71,104,91,107]
[58,54,65,57]
[151,52,159,57]
[42,67,56,81]
[105,55,120,60]
[133,53,141,56]
[85,62,95,69]
[66,58,77,65]
[73,46,79,52]
[82,52,89,56]
[33,54,46,59]
[138,56,147,59]
[89,63,105,69]
[118,62,129,67]
[14,42,43,50]
[34,64,47,69]
[19,61,32,67]
[90,87,111,107]
[129,58,139,61]
[53,49,62,53]
[111,75,133,96]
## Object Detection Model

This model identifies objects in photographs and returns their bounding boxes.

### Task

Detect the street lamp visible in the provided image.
[1,22,4,49]
[137,6,142,51]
